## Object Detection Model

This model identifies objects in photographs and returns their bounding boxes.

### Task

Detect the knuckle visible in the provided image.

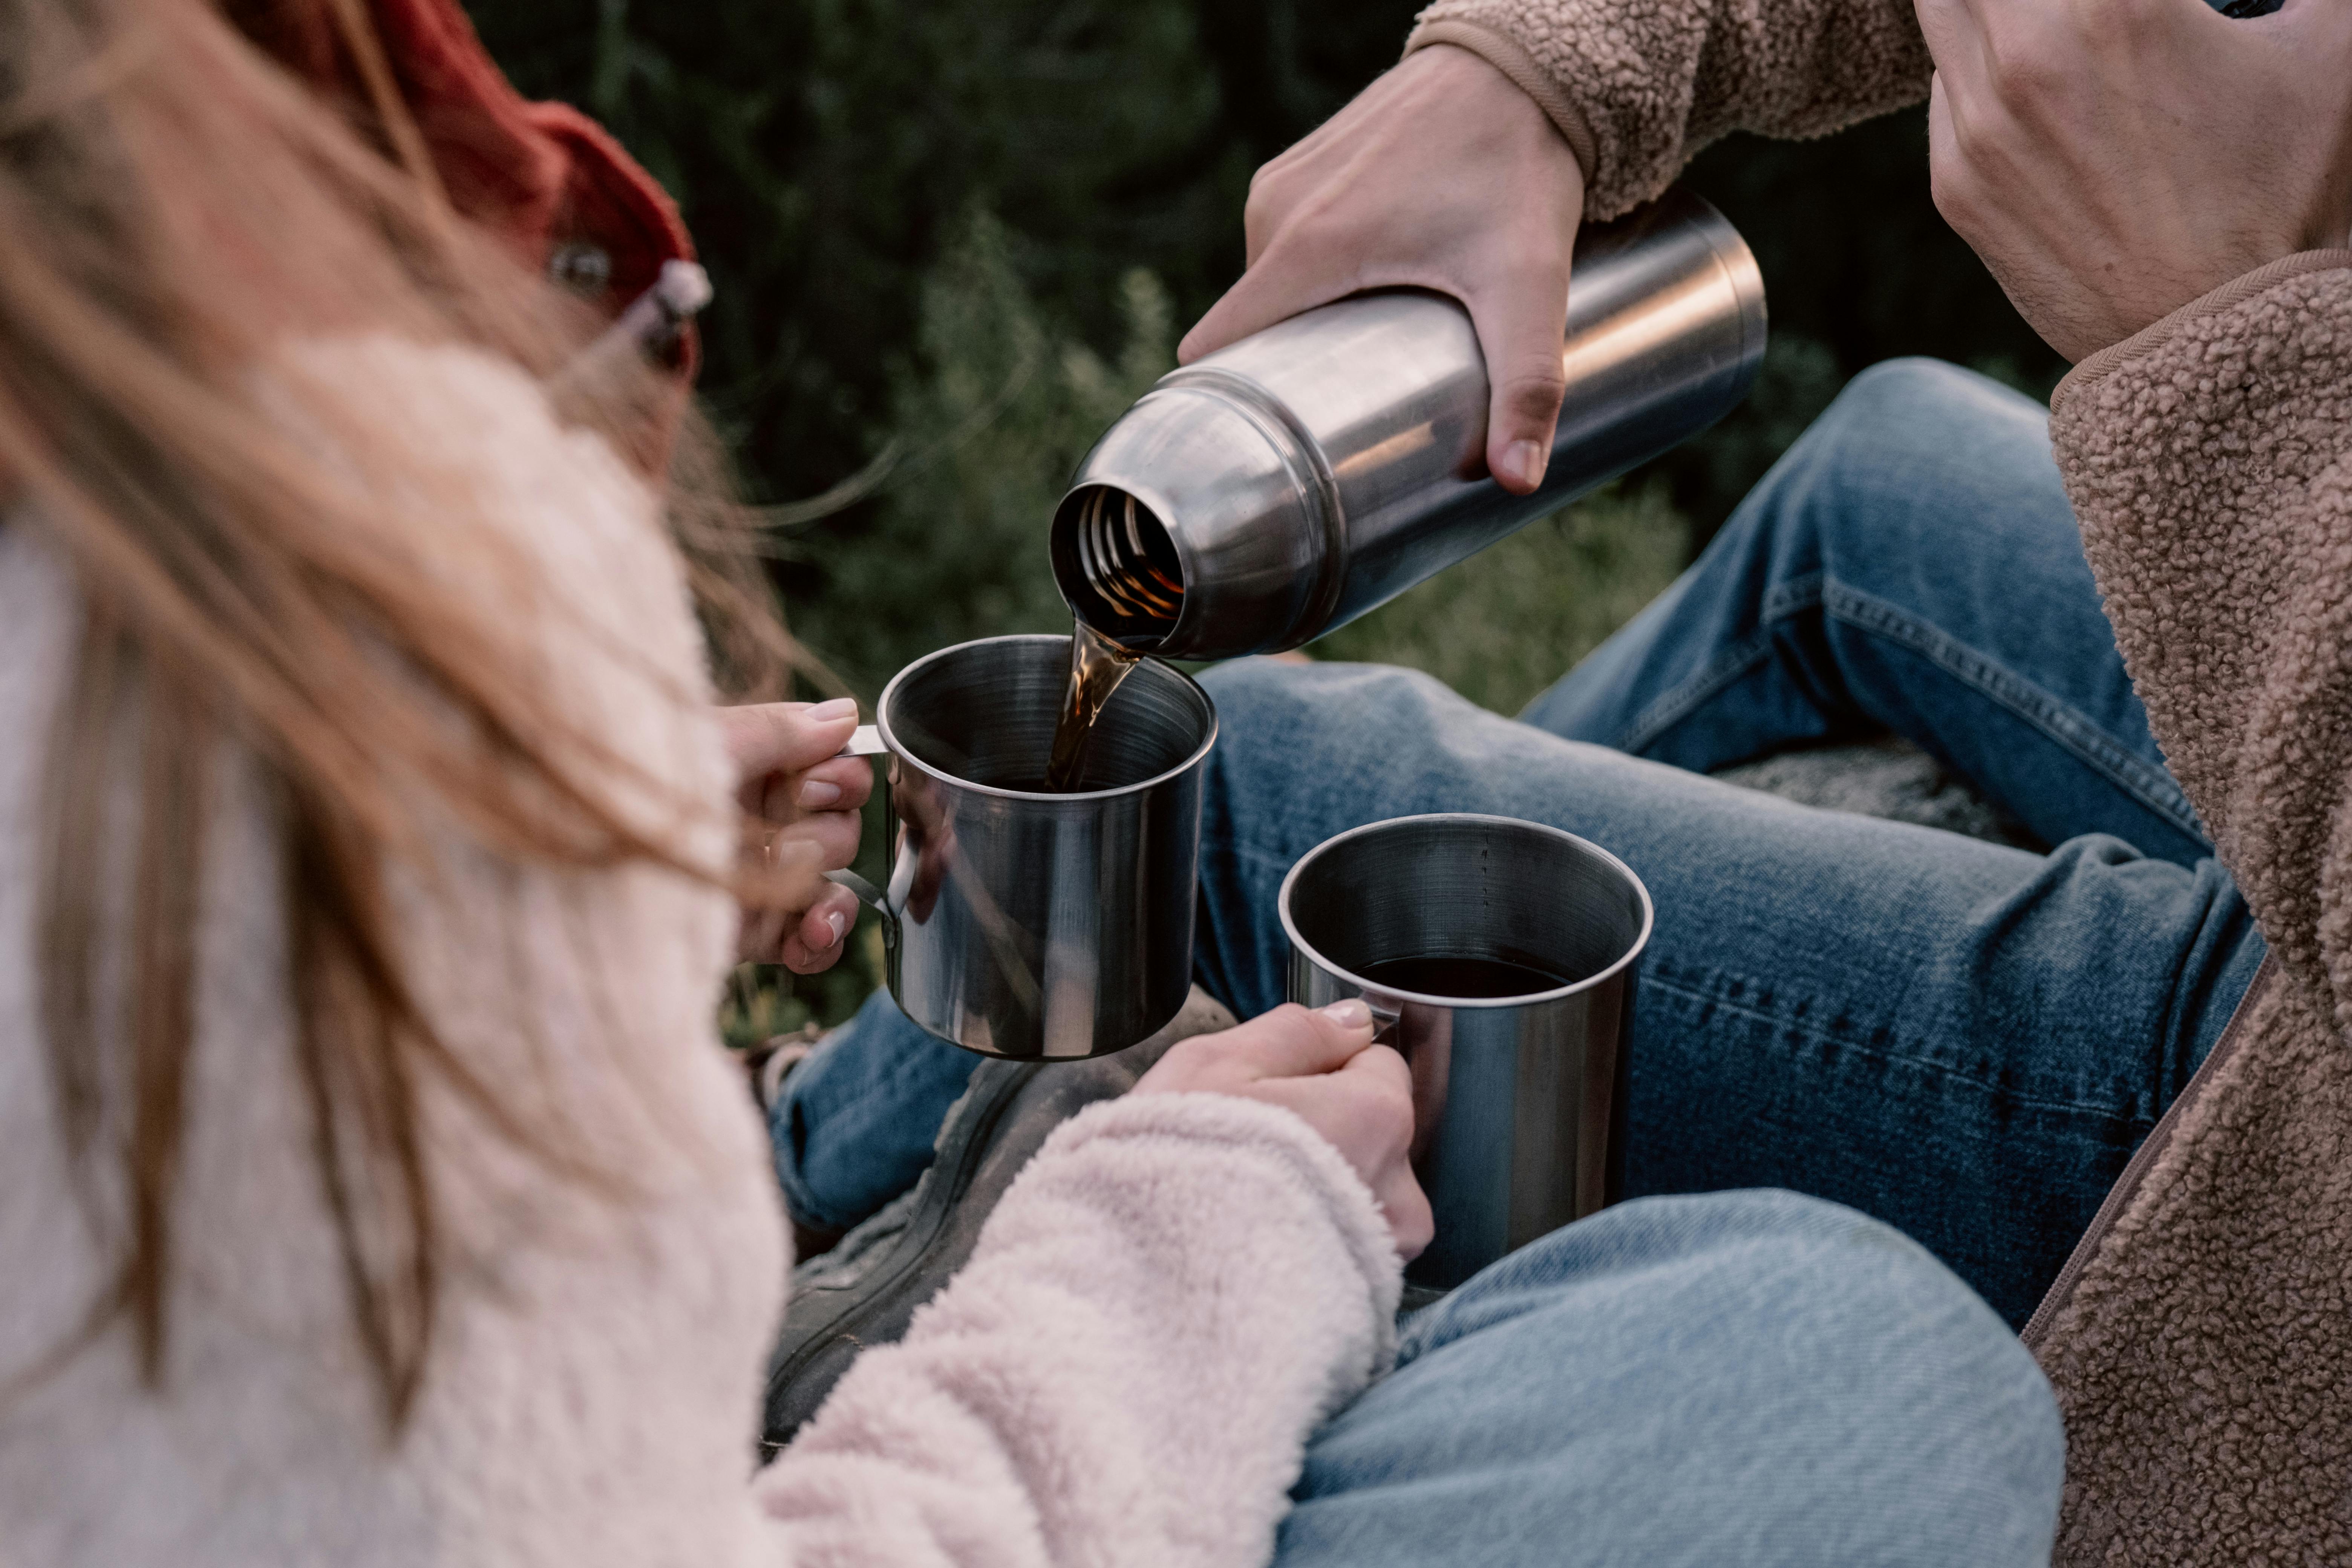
[1240,203,1277,256]
[1245,148,1298,198]
[1241,169,1285,221]
[1948,107,2001,168]
[1378,1084,1417,1142]
[1983,24,2058,99]
[1928,160,1979,233]
[1355,1058,1416,1131]
[1194,1022,1278,1072]
[1242,171,1311,246]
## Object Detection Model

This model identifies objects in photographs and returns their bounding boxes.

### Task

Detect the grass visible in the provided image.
[1309,481,1686,717]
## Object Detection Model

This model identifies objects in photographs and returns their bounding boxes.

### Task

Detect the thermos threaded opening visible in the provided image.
[1052,484,1185,649]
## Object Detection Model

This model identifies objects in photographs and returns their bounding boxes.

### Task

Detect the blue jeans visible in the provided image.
[775,358,2259,1556]
[1282,1191,2060,1566]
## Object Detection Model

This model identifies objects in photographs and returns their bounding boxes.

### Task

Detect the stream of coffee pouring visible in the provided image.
[1042,489,1167,792]
[1042,620,1139,792]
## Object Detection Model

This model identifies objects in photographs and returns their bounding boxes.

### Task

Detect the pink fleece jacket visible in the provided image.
[0,337,1402,1568]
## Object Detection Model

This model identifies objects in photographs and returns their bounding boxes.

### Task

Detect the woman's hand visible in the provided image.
[1136,999,1433,1260]
[1920,0,2352,363]
[1181,43,1586,495]
[721,698,873,972]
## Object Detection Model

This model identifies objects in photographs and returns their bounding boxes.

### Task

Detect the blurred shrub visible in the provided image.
[1313,481,1686,716]
[784,213,1176,697]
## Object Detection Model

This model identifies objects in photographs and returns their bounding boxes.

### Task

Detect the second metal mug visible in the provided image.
[1282,814,1653,1288]
[827,634,1216,1060]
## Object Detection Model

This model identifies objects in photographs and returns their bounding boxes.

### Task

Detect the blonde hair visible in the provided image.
[3,0,795,1426]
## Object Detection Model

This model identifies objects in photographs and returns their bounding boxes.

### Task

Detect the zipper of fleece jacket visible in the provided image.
[2020,954,2276,1349]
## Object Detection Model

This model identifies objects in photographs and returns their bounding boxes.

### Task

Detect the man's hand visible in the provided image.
[1181,44,1586,495]
[721,698,872,972]
[1920,0,2352,363]
[1136,1000,1433,1260]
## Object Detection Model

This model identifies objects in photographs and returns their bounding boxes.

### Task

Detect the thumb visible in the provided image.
[1214,999,1380,1080]
[1465,267,1571,494]
[721,698,861,781]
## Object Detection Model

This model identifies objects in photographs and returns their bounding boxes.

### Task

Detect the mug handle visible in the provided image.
[823,724,898,944]
[822,866,891,913]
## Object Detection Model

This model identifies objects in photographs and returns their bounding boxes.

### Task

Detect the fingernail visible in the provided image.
[825,910,848,946]
[808,697,858,721]
[797,779,843,807]
[1318,997,1373,1029]
[1501,440,1547,489]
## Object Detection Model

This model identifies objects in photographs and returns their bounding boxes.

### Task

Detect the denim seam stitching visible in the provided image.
[1614,574,1827,752]
[1643,968,2160,1125]
[1816,581,2203,840]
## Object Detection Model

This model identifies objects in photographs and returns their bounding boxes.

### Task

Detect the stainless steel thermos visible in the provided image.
[1052,188,1767,659]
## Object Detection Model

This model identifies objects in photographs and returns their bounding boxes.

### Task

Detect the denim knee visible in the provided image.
[1198,652,1449,727]
[1811,357,2030,462]
[1750,358,2052,566]
[1396,1191,2065,1565]
[1731,362,2023,557]
[770,988,978,1232]
[1194,653,1298,725]
[1195,656,1468,804]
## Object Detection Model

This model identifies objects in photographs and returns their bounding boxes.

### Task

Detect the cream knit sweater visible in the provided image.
[0,338,1401,1567]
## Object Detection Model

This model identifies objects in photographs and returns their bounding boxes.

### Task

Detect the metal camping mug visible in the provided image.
[823,634,1216,1061]
[1281,814,1653,1288]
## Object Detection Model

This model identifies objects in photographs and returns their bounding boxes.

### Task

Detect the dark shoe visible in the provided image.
[759,986,1237,1454]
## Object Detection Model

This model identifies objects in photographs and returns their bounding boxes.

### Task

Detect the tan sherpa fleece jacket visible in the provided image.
[1406,3,2352,1562]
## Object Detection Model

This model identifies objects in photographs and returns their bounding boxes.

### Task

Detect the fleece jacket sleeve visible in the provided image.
[2026,251,2352,1565]
[2050,252,2352,1031]
[1401,0,1931,219]
[753,1092,1404,1568]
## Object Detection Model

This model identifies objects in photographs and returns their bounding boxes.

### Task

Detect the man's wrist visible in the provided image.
[1402,24,1596,193]
[2053,248,2352,421]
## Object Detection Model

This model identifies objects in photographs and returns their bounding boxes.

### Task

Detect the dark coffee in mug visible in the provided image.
[1350,954,1583,999]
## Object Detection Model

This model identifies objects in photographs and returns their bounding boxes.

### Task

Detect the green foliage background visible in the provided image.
[465,0,2064,1035]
